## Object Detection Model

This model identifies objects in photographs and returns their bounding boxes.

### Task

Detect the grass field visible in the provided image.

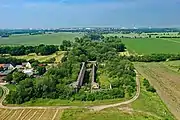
[0,108,63,120]
[134,62,180,120]
[21,98,127,107]
[61,108,159,120]
[0,32,82,45]
[122,38,180,54]
[12,51,65,63]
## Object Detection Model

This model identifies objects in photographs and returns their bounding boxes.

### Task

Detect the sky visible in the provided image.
[0,0,180,28]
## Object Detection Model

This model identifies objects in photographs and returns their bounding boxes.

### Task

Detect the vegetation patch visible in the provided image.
[5,35,136,105]
[61,108,159,120]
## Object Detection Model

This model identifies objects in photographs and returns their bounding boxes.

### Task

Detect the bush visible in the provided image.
[143,78,156,93]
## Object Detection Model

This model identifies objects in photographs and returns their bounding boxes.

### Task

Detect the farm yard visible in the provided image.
[122,38,180,54]
[134,62,180,120]
[0,32,82,45]
[0,108,63,120]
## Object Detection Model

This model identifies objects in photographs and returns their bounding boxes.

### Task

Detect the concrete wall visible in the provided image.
[76,62,86,89]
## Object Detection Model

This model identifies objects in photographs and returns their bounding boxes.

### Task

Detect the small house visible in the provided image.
[0,64,15,70]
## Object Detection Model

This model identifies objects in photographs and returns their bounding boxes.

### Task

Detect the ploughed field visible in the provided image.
[122,38,180,54]
[135,62,180,120]
[0,32,82,45]
[0,108,63,120]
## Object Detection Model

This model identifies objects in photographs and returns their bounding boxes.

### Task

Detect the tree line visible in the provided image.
[0,57,26,66]
[0,44,58,56]
[123,54,180,62]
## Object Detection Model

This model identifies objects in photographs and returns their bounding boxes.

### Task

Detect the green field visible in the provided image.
[61,108,159,120]
[122,38,180,54]
[21,98,126,107]
[0,32,82,45]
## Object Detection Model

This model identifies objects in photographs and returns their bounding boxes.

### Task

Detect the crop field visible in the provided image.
[0,108,63,120]
[134,62,180,120]
[0,32,82,45]
[131,74,175,120]
[122,38,180,54]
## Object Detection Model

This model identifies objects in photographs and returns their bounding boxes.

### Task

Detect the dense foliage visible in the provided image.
[0,44,58,56]
[6,35,136,104]
[124,54,180,62]
[143,79,156,93]
[0,57,26,65]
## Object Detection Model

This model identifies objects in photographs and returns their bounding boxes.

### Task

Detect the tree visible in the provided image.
[12,71,27,83]
[5,74,13,83]
[36,66,46,75]
[60,40,72,51]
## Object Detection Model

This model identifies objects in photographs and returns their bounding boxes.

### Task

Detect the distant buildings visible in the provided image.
[0,62,33,82]
[0,64,15,82]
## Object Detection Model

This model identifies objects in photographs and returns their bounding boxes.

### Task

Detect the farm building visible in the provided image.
[0,64,15,70]
[23,69,34,76]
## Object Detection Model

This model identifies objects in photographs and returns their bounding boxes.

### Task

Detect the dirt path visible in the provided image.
[0,70,140,111]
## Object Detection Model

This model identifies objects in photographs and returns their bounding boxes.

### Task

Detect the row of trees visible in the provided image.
[124,54,180,62]
[0,44,58,56]
[143,79,156,93]
[0,57,26,65]
[156,36,180,38]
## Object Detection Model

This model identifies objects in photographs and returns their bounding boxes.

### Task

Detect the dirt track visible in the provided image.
[135,62,180,120]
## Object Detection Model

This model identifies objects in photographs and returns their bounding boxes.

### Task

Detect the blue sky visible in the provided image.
[0,0,180,28]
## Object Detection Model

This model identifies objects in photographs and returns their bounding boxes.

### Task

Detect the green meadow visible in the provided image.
[0,32,82,45]
[122,38,180,55]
